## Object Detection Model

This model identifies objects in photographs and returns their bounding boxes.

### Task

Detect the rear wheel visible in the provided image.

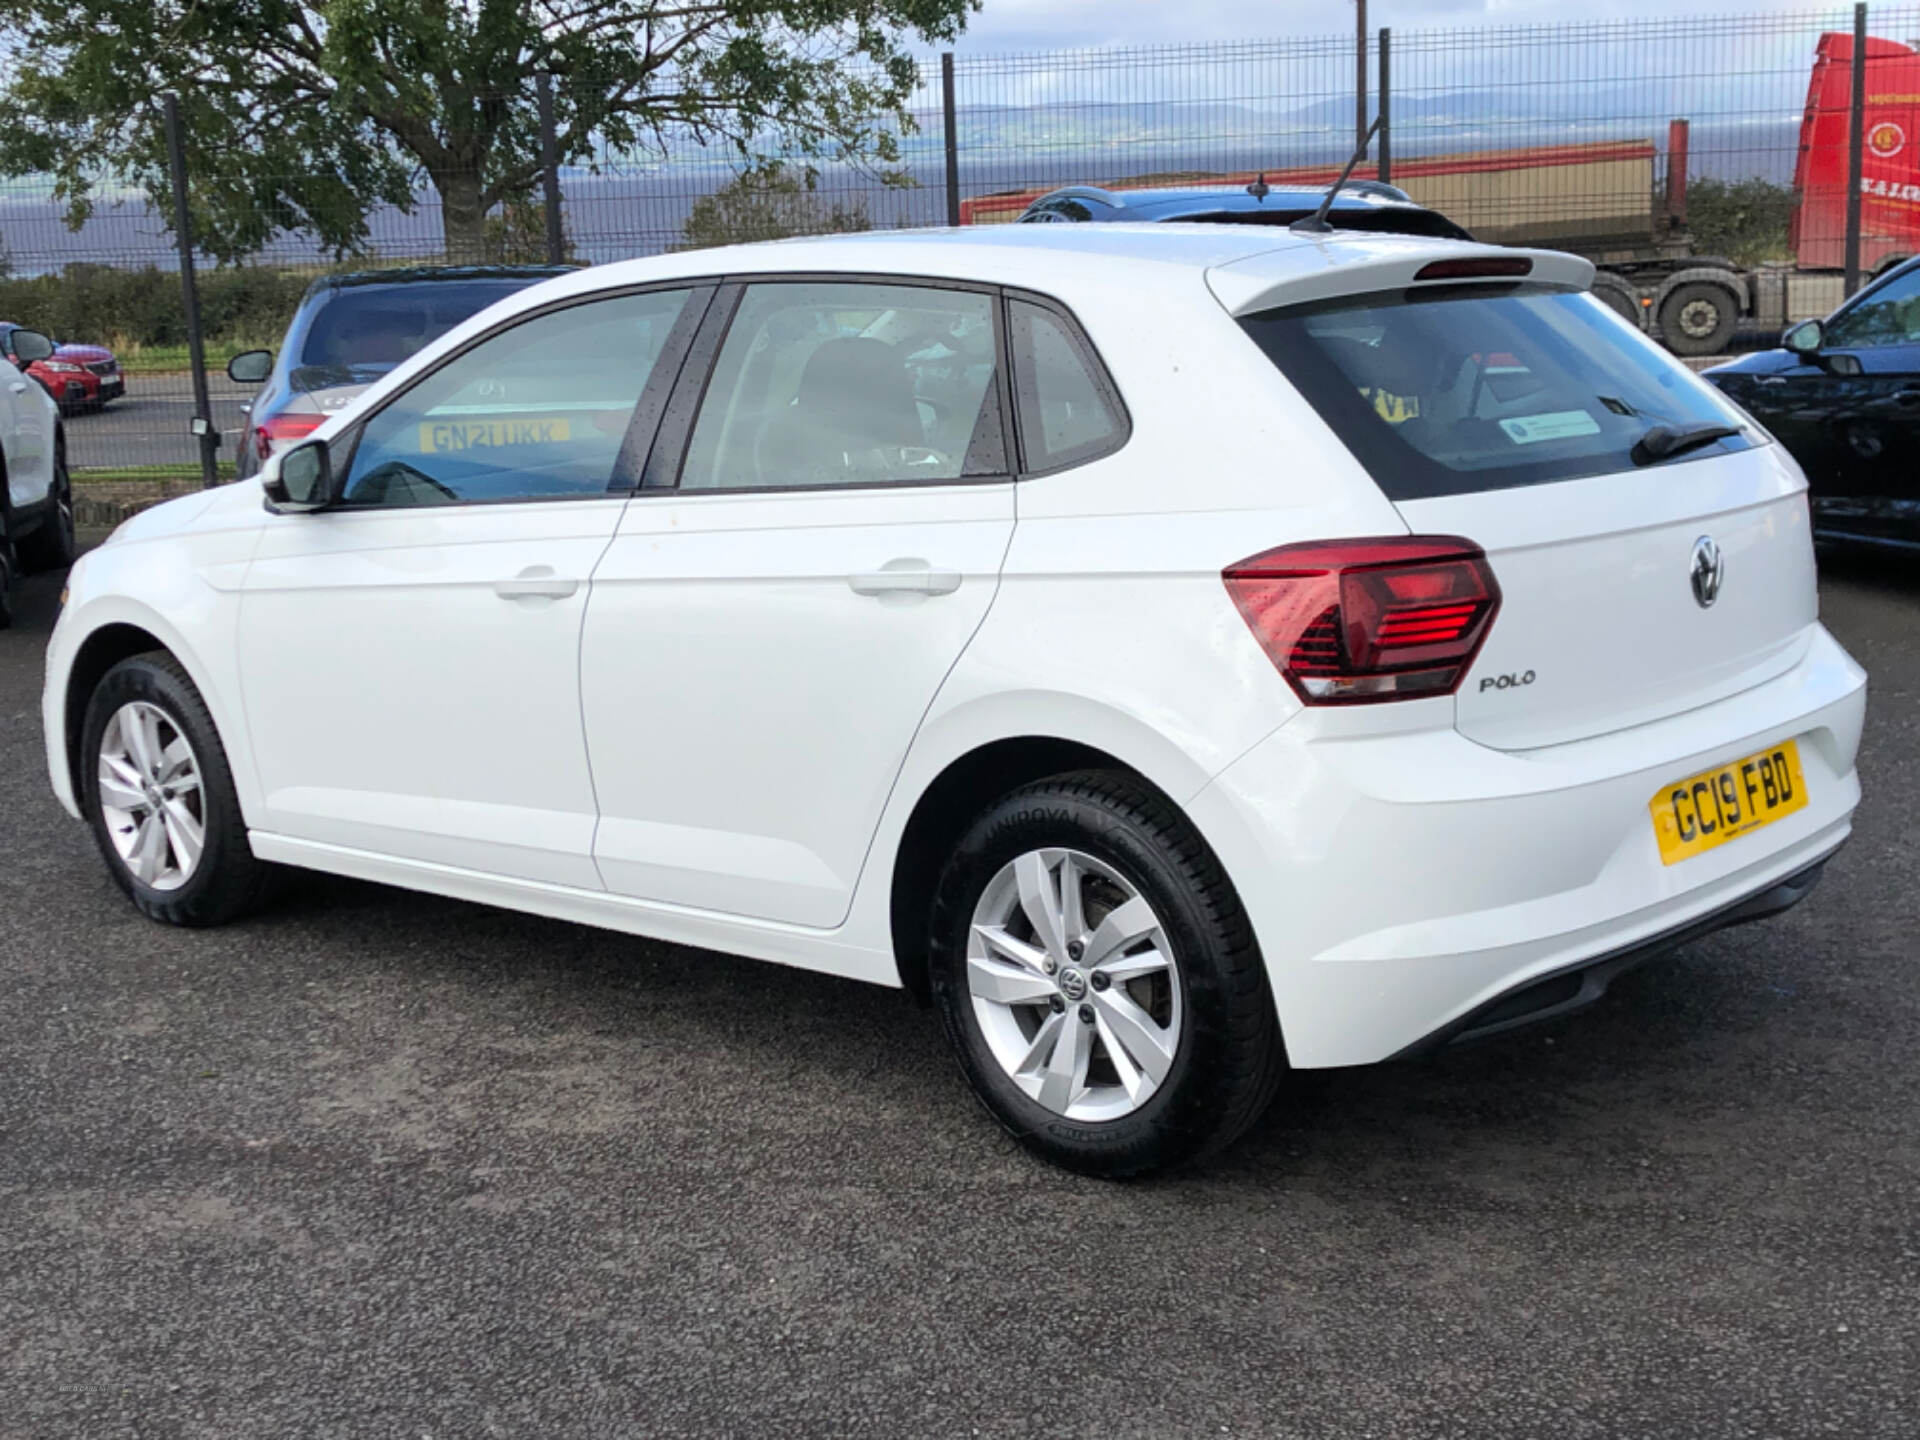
[81,653,279,926]
[1591,274,1643,327]
[16,436,75,573]
[928,770,1284,1177]
[1658,281,1738,357]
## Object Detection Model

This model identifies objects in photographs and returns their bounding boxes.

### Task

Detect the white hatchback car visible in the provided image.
[44,226,1866,1174]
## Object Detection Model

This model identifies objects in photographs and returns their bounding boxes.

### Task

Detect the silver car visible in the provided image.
[227,265,576,478]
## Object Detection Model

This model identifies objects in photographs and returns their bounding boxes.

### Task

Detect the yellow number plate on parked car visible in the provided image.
[419,417,572,453]
[1650,739,1809,866]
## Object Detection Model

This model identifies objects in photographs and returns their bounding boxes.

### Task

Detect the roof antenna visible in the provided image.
[1292,117,1381,235]
[1247,173,1271,203]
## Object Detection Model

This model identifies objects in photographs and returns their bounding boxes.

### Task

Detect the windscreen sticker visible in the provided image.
[1499,410,1601,445]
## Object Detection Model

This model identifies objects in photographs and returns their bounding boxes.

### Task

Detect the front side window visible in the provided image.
[1008,300,1124,471]
[679,281,1002,492]
[1239,285,1754,500]
[342,288,695,507]
[1824,267,1920,348]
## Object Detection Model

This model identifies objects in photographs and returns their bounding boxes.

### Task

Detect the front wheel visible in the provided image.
[928,771,1284,1177]
[81,653,279,926]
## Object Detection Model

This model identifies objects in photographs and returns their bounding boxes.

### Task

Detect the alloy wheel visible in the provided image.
[97,701,205,892]
[966,847,1183,1122]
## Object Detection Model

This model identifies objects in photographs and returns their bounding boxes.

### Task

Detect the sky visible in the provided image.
[953,0,1871,50]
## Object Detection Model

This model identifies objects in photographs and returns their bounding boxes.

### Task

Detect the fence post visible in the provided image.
[1378,28,1391,185]
[162,94,220,491]
[1844,2,1867,295]
[942,52,961,227]
[536,73,565,265]
[1355,0,1369,155]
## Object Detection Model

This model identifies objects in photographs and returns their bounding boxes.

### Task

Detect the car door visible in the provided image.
[1,331,52,512]
[580,278,1016,927]
[1760,265,1920,543]
[237,284,712,886]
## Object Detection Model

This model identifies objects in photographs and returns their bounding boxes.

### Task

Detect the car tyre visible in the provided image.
[16,437,76,573]
[80,652,280,927]
[928,769,1285,1177]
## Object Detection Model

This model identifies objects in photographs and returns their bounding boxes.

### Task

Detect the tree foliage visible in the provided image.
[0,0,976,262]
[680,165,871,248]
[1685,177,1797,268]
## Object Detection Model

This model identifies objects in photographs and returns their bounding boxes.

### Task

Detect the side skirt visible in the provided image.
[247,832,901,988]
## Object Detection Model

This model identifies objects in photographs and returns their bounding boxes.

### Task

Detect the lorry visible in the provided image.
[959,32,1920,357]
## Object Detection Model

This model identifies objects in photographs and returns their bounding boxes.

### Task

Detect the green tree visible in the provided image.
[680,165,872,249]
[1684,177,1798,268]
[0,0,976,263]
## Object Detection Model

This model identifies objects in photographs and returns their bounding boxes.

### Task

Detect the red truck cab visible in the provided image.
[1793,34,1920,275]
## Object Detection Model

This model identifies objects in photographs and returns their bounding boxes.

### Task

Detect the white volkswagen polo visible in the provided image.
[43,225,1866,1175]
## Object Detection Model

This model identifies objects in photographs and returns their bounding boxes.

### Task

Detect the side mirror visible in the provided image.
[1783,319,1824,355]
[227,349,274,385]
[264,438,334,512]
[11,330,54,364]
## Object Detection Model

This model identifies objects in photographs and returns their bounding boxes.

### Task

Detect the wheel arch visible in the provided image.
[883,712,1228,1001]
[58,605,244,819]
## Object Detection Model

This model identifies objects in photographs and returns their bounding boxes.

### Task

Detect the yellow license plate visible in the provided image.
[419,417,571,453]
[1650,738,1809,866]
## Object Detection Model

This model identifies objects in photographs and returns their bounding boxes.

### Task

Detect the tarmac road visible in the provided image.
[0,543,1915,1438]
[61,374,253,472]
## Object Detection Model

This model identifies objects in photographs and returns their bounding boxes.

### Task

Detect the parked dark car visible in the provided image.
[1706,256,1920,552]
[226,265,578,478]
[1017,180,1473,240]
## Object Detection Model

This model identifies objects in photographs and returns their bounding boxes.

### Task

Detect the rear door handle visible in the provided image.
[494,565,580,601]
[848,561,962,597]
[7,382,25,394]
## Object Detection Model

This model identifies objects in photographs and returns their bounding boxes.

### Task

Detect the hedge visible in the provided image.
[0,264,312,351]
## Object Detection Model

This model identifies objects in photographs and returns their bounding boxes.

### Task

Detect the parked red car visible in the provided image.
[0,322,124,412]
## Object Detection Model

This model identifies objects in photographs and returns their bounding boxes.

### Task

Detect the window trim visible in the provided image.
[322,278,718,513]
[1003,288,1133,477]
[649,270,1021,499]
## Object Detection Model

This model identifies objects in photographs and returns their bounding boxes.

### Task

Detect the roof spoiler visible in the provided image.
[1206,245,1597,317]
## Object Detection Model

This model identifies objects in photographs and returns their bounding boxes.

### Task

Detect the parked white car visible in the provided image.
[0,325,75,626]
[43,226,1866,1174]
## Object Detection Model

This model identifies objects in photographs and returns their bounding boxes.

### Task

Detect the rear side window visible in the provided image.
[679,281,1003,492]
[1238,286,1754,500]
[1008,300,1125,471]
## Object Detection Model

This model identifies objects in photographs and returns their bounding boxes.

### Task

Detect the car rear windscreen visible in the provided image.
[1238,284,1754,500]
[297,280,538,373]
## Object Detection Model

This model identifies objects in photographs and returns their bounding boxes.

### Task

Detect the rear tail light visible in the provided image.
[254,412,325,460]
[1223,537,1501,705]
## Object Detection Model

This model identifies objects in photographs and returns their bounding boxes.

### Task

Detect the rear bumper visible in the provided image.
[1189,623,1867,1068]
[1388,849,1835,1058]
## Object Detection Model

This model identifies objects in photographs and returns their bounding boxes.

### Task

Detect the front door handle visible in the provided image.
[7,381,25,394]
[494,565,580,601]
[848,561,962,597]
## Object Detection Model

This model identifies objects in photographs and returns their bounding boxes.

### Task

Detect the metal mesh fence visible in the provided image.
[2,5,1918,479]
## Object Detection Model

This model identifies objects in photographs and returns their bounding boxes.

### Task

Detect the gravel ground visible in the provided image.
[1,543,1915,1439]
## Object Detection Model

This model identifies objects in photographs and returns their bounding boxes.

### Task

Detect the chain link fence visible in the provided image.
[2,4,1917,483]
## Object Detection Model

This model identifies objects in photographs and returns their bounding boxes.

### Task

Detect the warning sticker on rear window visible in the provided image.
[1499,410,1602,445]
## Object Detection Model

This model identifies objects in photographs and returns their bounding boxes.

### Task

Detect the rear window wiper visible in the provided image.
[1631,421,1741,466]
